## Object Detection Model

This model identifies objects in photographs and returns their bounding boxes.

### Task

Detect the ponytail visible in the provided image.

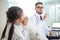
[1,20,8,40]
[8,22,14,40]
[1,20,14,40]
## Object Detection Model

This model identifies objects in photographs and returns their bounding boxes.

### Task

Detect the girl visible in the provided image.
[1,6,28,40]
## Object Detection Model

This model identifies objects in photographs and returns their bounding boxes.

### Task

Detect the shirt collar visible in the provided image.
[35,12,42,22]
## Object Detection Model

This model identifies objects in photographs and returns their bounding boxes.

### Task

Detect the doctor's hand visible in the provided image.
[42,13,49,21]
[49,31,54,37]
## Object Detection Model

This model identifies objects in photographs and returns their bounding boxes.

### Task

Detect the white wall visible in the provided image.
[8,0,38,18]
[0,0,8,39]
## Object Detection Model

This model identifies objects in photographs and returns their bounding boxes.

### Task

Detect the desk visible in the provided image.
[52,27,60,37]
[47,36,60,39]
[47,28,60,40]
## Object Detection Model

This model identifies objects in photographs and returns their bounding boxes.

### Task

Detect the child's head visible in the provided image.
[22,17,29,25]
[7,6,24,23]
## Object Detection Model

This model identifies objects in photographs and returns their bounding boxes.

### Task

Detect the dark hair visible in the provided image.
[35,2,43,6]
[1,6,23,40]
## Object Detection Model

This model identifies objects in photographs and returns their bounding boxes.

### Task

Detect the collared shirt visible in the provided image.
[14,24,30,40]
[30,12,51,36]
[30,13,42,25]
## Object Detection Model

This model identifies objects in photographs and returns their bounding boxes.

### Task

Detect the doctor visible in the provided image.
[30,2,53,37]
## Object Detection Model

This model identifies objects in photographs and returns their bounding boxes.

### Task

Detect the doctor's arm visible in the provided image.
[44,23,54,36]
[46,26,54,36]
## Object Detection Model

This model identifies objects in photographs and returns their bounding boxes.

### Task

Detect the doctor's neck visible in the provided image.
[37,12,42,15]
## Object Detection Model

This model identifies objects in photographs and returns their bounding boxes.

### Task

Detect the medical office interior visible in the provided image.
[0,0,60,40]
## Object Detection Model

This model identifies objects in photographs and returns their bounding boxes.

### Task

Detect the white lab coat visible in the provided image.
[30,13,51,36]
[1,23,30,40]
[23,21,48,40]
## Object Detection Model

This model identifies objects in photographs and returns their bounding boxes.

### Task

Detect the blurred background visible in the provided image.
[0,0,60,39]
